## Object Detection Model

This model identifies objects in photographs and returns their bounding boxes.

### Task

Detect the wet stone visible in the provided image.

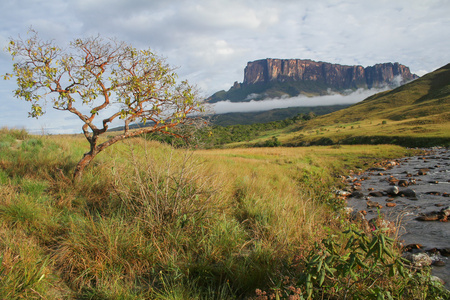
[431,260,445,267]
[369,191,384,197]
[343,148,450,288]
[350,191,364,198]
[425,191,441,195]
[366,200,382,208]
[386,186,399,196]
[418,168,429,175]
[403,252,433,268]
[399,188,417,199]
[398,179,410,187]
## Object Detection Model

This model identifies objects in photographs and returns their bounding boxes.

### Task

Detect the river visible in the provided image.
[344,147,450,288]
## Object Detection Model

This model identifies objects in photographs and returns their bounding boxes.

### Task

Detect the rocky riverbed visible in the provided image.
[340,147,450,288]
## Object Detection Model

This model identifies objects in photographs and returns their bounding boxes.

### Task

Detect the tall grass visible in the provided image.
[0,128,446,298]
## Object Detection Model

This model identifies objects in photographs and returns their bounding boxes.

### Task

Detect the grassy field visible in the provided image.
[0,127,448,299]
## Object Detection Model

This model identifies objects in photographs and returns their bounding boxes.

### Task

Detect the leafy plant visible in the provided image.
[298,227,448,299]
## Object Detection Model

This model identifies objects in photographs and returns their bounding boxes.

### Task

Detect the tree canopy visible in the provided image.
[4,29,205,180]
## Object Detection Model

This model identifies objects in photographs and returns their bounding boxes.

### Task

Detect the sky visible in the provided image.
[0,0,449,134]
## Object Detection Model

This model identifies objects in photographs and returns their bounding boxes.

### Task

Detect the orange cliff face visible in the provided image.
[242,58,418,89]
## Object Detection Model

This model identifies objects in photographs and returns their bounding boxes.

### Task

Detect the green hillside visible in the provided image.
[276,63,450,147]
[212,104,350,126]
[305,63,450,125]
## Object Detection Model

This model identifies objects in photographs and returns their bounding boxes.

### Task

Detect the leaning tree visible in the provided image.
[4,30,205,181]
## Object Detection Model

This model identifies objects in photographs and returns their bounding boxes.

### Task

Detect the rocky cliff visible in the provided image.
[243,59,418,89]
[208,59,419,103]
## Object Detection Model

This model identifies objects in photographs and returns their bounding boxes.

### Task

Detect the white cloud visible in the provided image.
[212,88,387,114]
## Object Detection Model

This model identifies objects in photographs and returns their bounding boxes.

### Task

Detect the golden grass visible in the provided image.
[0,129,437,298]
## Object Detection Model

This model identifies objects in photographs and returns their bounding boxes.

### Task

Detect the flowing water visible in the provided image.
[344,148,450,288]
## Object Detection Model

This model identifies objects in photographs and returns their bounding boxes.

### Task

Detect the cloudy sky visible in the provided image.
[1,0,449,134]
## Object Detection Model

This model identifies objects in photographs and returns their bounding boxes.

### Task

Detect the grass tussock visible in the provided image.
[0,128,447,299]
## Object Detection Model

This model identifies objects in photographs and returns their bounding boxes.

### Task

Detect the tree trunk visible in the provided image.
[73,151,97,182]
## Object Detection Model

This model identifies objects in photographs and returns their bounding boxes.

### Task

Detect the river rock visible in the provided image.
[399,188,417,199]
[368,167,386,172]
[386,186,399,196]
[402,243,423,252]
[425,191,441,195]
[398,179,409,187]
[350,191,364,198]
[416,206,450,222]
[388,176,399,183]
[439,248,450,257]
[418,168,429,175]
[369,191,384,197]
[366,200,382,209]
[403,252,432,268]
[432,260,446,267]
[416,212,441,221]
[386,161,399,168]
[335,190,351,197]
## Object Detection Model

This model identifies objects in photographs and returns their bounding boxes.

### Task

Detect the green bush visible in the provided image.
[296,227,450,299]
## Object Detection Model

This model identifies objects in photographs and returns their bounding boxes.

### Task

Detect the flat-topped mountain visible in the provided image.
[208,59,418,103]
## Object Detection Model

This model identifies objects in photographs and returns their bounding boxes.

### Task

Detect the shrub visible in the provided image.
[296,227,450,299]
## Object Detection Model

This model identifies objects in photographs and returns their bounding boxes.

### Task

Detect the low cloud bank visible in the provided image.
[212,88,387,114]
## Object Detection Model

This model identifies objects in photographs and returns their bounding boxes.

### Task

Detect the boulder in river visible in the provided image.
[386,186,399,196]
[416,206,450,222]
[399,188,417,199]
[368,167,386,172]
[366,200,382,209]
[335,190,351,197]
[398,179,409,187]
[369,191,384,197]
[432,260,446,267]
[418,168,429,175]
[439,248,450,257]
[350,191,364,198]
[403,252,432,268]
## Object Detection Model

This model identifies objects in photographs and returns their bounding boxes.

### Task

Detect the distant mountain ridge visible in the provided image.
[300,63,450,126]
[208,59,418,103]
